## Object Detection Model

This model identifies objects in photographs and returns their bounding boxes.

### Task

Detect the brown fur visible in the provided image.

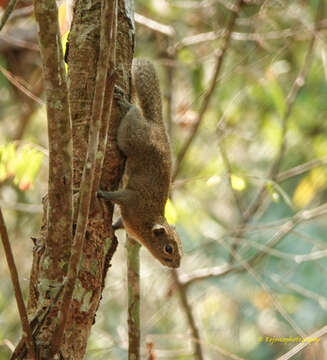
[99,59,182,268]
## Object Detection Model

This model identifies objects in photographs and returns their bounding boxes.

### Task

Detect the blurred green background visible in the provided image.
[1,0,327,359]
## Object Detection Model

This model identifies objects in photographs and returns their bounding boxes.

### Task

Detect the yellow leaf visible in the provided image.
[293,167,327,209]
[165,199,178,224]
[230,174,246,191]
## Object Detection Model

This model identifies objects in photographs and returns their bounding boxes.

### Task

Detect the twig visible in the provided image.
[271,274,327,310]
[127,237,141,360]
[0,200,42,214]
[217,236,306,337]
[173,0,245,179]
[276,324,327,360]
[172,270,204,360]
[135,13,175,37]
[181,202,327,287]
[243,0,322,222]
[0,64,44,105]
[91,0,117,198]
[276,156,327,182]
[0,0,17,32]
[51,0,116,354]
[295,248,327,264]
[0,208,35,359]
[176,21,327,49]
[33,0,72,264]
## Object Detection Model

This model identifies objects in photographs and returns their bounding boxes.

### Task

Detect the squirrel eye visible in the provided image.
[164,244,173,255]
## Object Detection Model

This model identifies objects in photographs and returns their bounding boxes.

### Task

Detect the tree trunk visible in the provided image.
[12,0,134,359]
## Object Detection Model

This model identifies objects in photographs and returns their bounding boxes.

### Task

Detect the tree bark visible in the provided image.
[12,0,134,359]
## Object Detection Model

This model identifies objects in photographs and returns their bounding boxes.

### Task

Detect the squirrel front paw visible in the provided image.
[114,85,131,112]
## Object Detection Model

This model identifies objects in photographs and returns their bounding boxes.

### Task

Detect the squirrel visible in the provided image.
[98,58,182,268]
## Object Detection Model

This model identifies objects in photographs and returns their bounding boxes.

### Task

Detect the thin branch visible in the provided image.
[276,156,327,182]
[0,200,42,214]
[0,208,35,359]
[181,202,327,287]
[33,0,72,259]
[0,0,17,32]
[127,237,141,360]
[217,236,306,337]
[91,0,117,198]
[51,0,116,353]
[243,0,323,222]
[271,274,327,310]
[173,0,245,179]
[135,13,175,37]
[176,21,327,49]
[0,64,44,105]
[276,324,327,360]
[295,248,327,264]
[172,270,204,360]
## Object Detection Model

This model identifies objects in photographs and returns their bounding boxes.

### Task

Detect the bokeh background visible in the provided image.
[1,0,327,359]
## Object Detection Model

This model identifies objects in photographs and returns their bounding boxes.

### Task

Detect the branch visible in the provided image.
[91,0,117,198]
[127,238,141,360]
[271,274,327,310]
[243,0,323,222]
[0,208,35,359]
[0,64,44,105]
[135,13,175,37]
[217,237,306,337]
[172,270,204,360]
[181,202,327,287]
[0,0,17,32]
[276,155,327,182]
[51,0,116,353]
[276,324,327,360]
[34,0,72,261]
[173,0,245,179]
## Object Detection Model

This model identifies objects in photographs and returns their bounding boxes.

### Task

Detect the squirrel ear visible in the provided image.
[152,224,166,236]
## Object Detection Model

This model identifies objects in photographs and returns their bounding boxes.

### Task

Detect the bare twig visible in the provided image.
[0,0,17,32]
[271,274,327,310]
[0,208,35,359]
[91,0,117,198]
[135,13,175,37]
[181,202,327,287]
[127,237,141,360]
[276,156,327,182]
[172,270,204,360]
[276,324,327,360]
[51,0,116,354]
[0,200,42,214]
[0,64,44,105]
[295,248,327,264]
[217,236,306,337]
[173,0,245,179]
[243,0,323,222]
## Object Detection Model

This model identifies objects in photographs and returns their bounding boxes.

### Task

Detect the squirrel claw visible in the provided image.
[114,85,131,111]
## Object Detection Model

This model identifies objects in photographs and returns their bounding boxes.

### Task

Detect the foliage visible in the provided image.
[1,0,327,359]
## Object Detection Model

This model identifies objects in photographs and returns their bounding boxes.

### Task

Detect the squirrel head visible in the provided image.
[142,221,182,268]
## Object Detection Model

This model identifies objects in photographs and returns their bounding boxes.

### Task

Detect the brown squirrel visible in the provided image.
[99,58,182,268]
